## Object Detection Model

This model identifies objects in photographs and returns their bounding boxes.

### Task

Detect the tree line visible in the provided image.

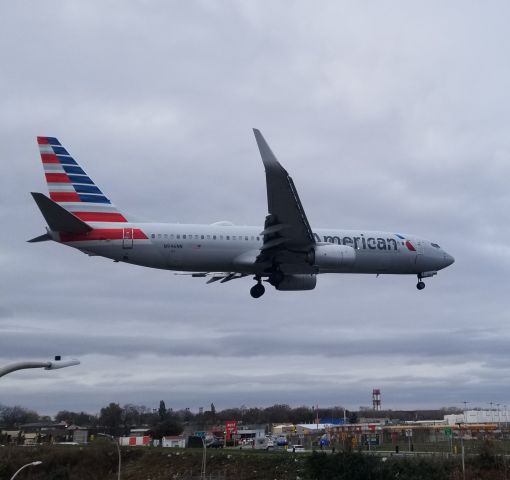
[0,402,460,435]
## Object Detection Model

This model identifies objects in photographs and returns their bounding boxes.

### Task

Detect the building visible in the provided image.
[445,410,510,426]
[162,435,186,448]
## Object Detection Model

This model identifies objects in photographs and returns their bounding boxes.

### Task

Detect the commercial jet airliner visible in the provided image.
[30,130,454,298]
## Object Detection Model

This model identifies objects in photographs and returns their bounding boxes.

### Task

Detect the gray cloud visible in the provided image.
[1,328,509,360]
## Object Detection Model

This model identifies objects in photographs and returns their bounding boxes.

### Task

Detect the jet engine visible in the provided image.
[275,274,317,291]
[308,244,356,269]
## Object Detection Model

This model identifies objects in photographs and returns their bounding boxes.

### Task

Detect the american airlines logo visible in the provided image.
[313,233,405,251]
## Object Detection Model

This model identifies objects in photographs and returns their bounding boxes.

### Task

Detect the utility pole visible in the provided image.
[98,434,121,480]
[457,423,466,480]
[200,436,207,479]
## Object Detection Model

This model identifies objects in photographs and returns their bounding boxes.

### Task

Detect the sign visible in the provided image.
[225,420,237,441]
[405,429,413,437]
[444,427,452,437]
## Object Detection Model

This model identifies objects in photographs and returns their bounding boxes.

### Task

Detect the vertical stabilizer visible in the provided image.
[37,136,128,223]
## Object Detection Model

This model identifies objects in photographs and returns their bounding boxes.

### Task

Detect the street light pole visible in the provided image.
[0,357,80,378]
[98,433,121,480]
[10,461,42,480]
[457,423,465,480]
[201,436,207,480]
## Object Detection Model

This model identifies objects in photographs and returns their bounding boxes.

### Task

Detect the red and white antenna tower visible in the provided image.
[372,389,381,411]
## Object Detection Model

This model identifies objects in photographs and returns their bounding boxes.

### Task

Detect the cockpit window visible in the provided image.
[431,243,441,248]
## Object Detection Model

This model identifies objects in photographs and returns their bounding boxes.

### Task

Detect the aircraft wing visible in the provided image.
[253,129,316,272]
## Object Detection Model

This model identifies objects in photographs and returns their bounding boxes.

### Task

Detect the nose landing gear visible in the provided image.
[416,274,425,290]
[250,277,265,298]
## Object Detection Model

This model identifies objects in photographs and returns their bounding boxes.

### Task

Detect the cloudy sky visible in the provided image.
[1,1,510,416]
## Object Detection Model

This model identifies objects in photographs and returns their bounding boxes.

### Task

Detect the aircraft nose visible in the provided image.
[443,252,455,268]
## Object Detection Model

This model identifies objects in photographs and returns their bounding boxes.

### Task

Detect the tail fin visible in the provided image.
[37,136,128,223]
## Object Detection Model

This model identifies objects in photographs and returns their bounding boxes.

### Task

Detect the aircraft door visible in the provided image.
[414,239,424,265]
[122,228,134,249]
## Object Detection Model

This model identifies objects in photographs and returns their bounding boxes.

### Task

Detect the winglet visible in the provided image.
[252,128,315,248]
[253,128,287,175]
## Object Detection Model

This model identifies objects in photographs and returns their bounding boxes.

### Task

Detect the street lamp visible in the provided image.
[0,356,80,378]
[10,461,42,480]
[98,433,121,480]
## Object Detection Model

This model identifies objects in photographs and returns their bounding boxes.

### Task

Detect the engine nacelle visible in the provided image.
[275,274,317,291]
[309,244,356,269]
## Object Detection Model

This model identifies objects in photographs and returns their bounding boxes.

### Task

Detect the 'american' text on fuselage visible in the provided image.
[314,233,398,251]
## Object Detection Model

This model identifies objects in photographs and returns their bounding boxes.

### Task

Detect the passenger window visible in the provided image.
[213,235,216,240]
[164,234,168,238]
[158,234,162,238]
[207,235,211,239]
[201,235,204,239]
[195,235,199,240]
[257,236,260,241]
[170,234,174,239]
[177,234,180,239]
[226,236,230,240]
[251,236,254,241]
[245,236,248,241]
[233,236,237,240]
[183,234,187,239]
[151,234,155,239]
[220,235,223,240]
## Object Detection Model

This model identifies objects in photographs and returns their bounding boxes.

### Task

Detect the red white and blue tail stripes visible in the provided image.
[37,136,127,223]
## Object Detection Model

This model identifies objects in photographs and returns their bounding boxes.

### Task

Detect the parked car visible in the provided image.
[206,439,224,448]
[289,444,305,453]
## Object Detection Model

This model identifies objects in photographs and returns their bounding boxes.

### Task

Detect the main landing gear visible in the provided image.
[250,277,265,298]
[416,275,425,290]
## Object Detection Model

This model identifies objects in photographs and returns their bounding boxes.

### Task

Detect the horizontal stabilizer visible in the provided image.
[174,272,248,284]
[27,233,52,243]
[31,192,92,234]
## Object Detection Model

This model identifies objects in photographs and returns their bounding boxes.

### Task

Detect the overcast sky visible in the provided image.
[1,1,510,417]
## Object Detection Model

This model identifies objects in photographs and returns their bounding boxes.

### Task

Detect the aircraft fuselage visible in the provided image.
[57,222,454,276]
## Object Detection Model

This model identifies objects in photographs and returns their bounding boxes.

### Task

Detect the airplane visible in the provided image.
[29,129,454,298]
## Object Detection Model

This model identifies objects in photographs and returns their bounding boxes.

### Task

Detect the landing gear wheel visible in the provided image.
[416,281,425,290]
[250,283,265,298]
